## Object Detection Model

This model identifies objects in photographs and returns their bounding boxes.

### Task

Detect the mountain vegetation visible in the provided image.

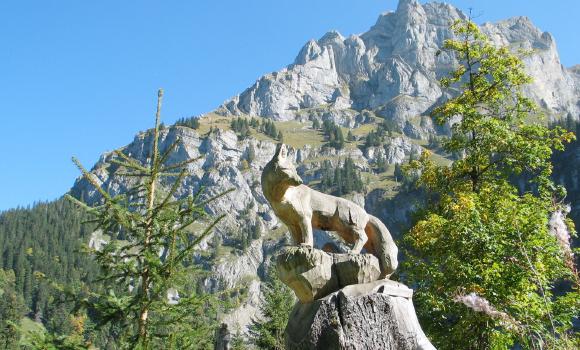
[551,117,580,229]
[321,120,345,149]
[318,158,365,196]
[175,116,200,130]
[249,269,294,350]
[0,269,27,348]
[230,117,282,141]
[0,198,100,346]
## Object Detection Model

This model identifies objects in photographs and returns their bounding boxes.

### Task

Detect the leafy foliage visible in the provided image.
[403,20,579,349]
[551,117,580,231]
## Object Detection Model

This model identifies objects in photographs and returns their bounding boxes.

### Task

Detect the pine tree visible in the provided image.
[375,152,388,173]
[175,116,200,130]
[230,331,248,350]
[321,120,345,149]
[393,163,403,183]
[66,90,231,349]
[247,146,256,164]
[250,118,259,128]
[249,268,294,349]
[312,119,320,130]
[347,130,355,142]
[0,269,26,349]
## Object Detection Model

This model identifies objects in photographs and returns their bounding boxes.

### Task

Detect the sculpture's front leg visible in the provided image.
[299,215,314,247]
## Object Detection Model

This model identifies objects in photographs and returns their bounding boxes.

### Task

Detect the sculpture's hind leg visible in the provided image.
[288,224,302,245]
[351,226,368,254]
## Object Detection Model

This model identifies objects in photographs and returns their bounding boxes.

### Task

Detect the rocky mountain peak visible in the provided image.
[218,0,578,128]
[396,0,419,8]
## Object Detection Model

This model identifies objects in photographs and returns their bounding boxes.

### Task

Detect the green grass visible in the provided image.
[274,120,324,148]
[196,112,234,134]
[197,114,325,148]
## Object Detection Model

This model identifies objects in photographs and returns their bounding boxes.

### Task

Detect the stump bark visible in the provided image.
[284,280,435,350]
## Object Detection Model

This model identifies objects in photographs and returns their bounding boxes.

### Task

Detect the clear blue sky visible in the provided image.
[1,0,578,211]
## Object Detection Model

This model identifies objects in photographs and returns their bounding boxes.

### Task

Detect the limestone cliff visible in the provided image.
[219,0,578,128]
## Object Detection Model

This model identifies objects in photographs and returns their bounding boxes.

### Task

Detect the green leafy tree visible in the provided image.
[250,269,294,350]
[403,20,579,349]
[66,90,231,349]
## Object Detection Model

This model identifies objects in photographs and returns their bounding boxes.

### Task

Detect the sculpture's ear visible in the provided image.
[274,143,283,159]
[279,144,287,159]
[275,143,287,160]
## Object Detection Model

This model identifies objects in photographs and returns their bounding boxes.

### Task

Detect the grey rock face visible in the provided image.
[219,0,578,131]
[285,280,435,350]
[276,246,381,303]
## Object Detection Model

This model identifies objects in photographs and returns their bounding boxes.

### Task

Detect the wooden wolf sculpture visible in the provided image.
[261,144,398,278]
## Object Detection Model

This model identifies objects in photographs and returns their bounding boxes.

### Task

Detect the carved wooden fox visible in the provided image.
[261,144,398,278]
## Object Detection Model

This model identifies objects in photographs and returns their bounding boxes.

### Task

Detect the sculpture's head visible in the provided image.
[261,144,303,200]
[272,143,303,186]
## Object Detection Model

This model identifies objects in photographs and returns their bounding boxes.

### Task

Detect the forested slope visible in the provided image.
[0,199,98,333]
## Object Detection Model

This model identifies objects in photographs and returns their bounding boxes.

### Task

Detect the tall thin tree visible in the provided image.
[67,89,232,349]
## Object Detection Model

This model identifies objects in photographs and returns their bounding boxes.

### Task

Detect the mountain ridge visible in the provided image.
[218,0,578,127]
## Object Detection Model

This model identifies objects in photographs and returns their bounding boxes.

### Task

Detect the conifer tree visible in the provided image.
[0,269,25,349]
[249,268,294,350]
[66,90,231,349]
[347,130,355,141]
[312,118,320,130]
[176,116,200,129]
[247,145,256,164]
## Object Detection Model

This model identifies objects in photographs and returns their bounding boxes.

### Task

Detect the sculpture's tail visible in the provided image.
[365,215,398,278]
